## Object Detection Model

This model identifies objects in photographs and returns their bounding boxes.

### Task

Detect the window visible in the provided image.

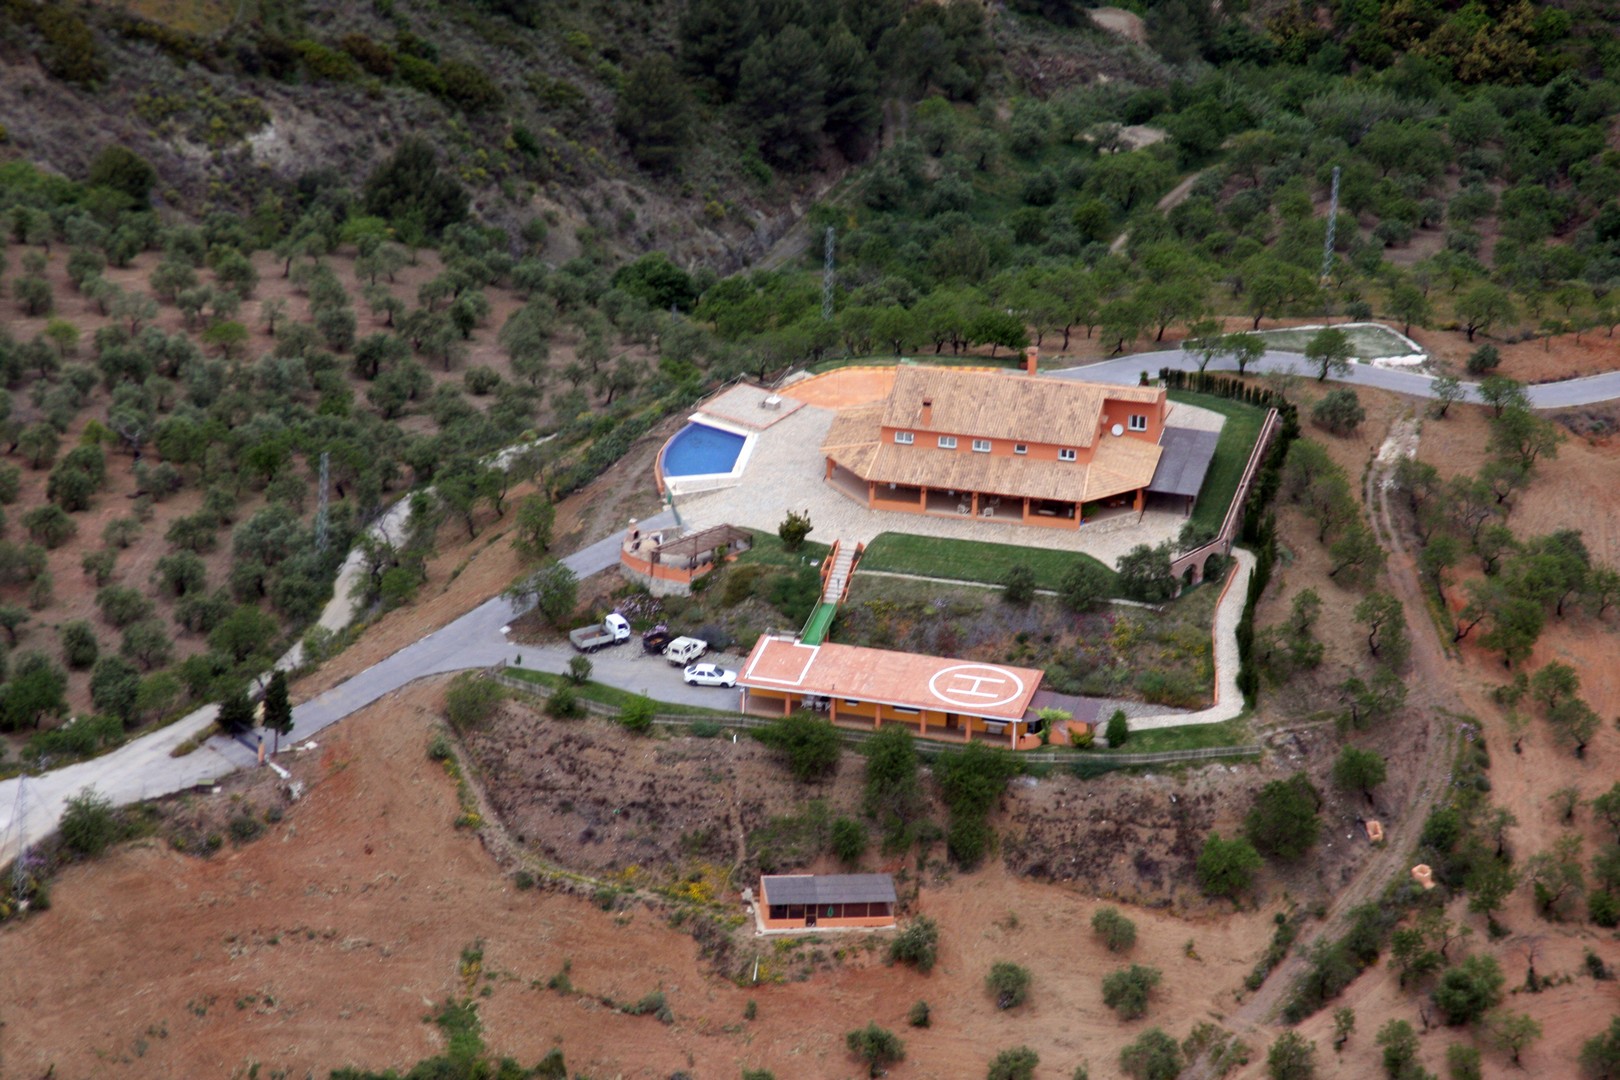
[844,700,861,708]
[891,706,920,716]
[937,435,957,449]
[972,439,991,453]
[894,431,914,445]
[1129,414,1148,432]
[1058,448,1077,462]
[1014,444,1028,455]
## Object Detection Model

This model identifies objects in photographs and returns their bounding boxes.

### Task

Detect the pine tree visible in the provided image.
[615,56,692,175]
[263,669,294,753]
[737,26,828,168]
[217,688,255,737]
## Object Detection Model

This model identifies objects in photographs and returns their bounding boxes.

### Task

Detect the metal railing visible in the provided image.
[1170,407,1281,581]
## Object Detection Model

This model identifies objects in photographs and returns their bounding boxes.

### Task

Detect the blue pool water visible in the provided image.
[662,422,746,477]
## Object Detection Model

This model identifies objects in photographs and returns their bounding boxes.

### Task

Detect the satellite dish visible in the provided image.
[1111,423,1124,437]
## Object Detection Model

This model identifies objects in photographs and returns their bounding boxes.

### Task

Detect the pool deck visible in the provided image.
[673,402,1221,567]
[695,383,805,430]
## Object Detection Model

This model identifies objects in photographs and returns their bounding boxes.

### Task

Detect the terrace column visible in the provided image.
[874,703,882,730]
[867,481,875,508]
[1022,497,1031,523]
[918,486,927,509]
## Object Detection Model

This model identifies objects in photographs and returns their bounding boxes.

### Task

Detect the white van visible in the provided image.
[662,636,708,666]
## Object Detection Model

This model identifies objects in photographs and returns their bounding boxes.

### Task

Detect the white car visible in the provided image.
[684,663,737,688]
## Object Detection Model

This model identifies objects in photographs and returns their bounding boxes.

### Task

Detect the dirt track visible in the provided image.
[1183,413,1463,1076]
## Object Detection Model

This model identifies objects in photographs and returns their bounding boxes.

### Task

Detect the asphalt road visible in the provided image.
[1054,346,1620,408]
[0,510,680,867]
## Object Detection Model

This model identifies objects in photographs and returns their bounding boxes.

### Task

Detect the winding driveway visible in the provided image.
[0,511,678,867]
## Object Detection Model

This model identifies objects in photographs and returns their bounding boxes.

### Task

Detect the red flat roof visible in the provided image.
[739,636,1042,722]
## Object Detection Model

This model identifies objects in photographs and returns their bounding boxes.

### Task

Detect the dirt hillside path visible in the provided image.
[1109,168,1208,253]
[1187,414,1460,1073]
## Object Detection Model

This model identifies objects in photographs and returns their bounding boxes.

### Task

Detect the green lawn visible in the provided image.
[1095,714,1253,754]
[1169,390,1266,535]
[857,532,1118,593]
[734,529,832,569]
[499,667,734,718]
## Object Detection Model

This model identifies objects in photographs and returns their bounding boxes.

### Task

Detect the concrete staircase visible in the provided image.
[801,539,863,646]
[822,541,859,604]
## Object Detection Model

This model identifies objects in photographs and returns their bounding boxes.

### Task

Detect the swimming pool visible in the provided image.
[662,422,747,477]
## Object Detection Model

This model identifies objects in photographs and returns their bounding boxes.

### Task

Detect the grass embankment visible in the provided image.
[498,667,734,718]
[1168,390,1266,536]
[1092,714,1253,755]
[858,533,1118,593]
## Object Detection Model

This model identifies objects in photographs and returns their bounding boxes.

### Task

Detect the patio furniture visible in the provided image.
[957,502,970,514]
[980,506,994,517]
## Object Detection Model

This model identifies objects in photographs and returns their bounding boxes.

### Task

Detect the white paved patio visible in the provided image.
[673,402,1226,569]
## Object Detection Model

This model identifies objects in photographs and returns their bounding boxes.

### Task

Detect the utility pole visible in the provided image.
[1321,165,1342,287]
[822,226,835,322]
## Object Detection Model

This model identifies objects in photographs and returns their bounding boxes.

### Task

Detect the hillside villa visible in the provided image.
[819,352,1217,528]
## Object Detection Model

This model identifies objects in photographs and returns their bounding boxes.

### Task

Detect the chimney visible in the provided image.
[1024,345,1039,375]
[921,397,933,427]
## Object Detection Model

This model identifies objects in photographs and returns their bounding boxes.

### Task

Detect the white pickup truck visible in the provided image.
[568,613,631,653]
[662,636,708,666]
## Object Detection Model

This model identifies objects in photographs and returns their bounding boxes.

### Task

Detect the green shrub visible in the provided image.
[889,916,939,973]
[908,1000,931,1027]
[292,39,361,80]
[229,811,265,844]
[1105,708,1130,747]
[59,786,117,856]
[545,686,582,718]
[1091,906,1137,953]
[567,654,592,685]
[846,1023,905,1077]
[620,694,656,734]
[446,673,503,731]
[752,711,840,782]
[987,1047,1039,1080]
[427,733,453,761]
[1002,564,1036,605]
[831,817,867,864]
[1101,964,1162,1020]
[986,961,1031,1009]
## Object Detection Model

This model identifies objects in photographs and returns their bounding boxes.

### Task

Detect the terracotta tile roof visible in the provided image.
[822,419,1161,504]
[740,636,1042,722]
[879,367,1163,447]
